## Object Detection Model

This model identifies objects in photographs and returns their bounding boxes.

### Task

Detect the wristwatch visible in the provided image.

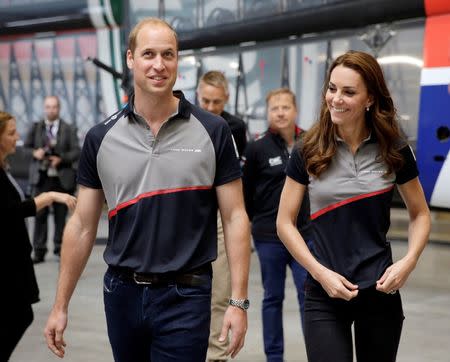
[229,298,250,311]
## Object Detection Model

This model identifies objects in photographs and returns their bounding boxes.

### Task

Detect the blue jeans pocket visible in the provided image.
[103,271,122,294]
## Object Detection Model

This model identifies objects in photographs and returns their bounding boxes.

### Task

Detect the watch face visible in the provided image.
[229,298,250,310]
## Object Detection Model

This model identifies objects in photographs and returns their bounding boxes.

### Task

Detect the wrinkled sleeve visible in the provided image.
[285,145,309,185]
[395,144,419,185]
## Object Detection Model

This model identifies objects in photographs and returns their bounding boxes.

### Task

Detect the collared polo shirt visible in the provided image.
[286,135,418,288]
[77,91,241,273]
[242,127,312,242]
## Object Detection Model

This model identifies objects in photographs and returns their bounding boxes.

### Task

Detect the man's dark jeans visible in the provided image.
[103,267,212,362]
[33,176,68,257]
[254,239,309,362]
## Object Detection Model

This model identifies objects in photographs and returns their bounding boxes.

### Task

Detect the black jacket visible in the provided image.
[242,127,312,242]
[221,111,247,158]
[0,167,39,306]
[24,119,80,192]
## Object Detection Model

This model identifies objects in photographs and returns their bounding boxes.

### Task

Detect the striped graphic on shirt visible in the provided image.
[108,185,213,218]
[310,185,394,220]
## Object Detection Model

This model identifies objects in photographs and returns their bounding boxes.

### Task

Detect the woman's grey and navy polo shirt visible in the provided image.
[77,91,241,274]
[286,134,418,289]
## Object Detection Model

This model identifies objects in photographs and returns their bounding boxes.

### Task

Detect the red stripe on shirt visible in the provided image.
[310,185,395,220]
[108,185,213,219]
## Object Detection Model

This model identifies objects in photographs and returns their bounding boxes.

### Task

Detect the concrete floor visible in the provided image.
[10,211,450,362]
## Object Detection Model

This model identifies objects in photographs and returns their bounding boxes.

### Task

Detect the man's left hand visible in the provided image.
[220,305,247,358]
[49,155,62,168]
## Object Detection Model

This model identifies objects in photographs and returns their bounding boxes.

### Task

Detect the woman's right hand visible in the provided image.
[316,267,359,301]
[51,192,77,211]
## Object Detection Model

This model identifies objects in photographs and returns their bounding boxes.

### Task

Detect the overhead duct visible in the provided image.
[178,0,424,50]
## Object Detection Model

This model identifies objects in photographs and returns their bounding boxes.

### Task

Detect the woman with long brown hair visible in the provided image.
[277,51,430,361]
[0,111,76,361]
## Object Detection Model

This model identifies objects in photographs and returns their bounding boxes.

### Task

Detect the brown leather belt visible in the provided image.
[108,264,211,287]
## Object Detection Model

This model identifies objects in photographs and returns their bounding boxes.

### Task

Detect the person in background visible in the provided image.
[197,70,247,158]
[44,18,250,361]
[277,50,431,361]
[24,95,80,264]
[0,111,76,361]
[197,70,248,362]
[242,88,313,362]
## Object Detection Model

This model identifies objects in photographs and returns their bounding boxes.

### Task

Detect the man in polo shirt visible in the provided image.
[44,18,251,362]
[242,88,312,361]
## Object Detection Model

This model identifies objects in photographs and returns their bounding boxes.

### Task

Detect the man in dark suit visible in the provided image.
[25,95,80,263]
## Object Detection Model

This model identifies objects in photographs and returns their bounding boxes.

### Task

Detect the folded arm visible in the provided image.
[276,177,358,301]
[376,177,431,293]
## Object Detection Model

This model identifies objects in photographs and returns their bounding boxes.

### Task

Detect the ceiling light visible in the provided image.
[377,55,423,68]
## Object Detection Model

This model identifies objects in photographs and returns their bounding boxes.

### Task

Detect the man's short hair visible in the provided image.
[44,95,60,108]
[128,17,179,54]
[198,71,229,96]
[265,88,297,107]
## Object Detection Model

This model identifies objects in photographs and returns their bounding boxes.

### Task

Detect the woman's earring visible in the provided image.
[366,106,370,112]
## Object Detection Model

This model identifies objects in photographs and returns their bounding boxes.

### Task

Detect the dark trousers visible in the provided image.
[254,240,309,362]
[304,281,404,362]
[103,268,212,362]
[33,175,68,257]
[0,304,33,361]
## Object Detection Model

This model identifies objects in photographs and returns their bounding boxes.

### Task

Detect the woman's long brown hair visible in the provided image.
[301,50,405,178]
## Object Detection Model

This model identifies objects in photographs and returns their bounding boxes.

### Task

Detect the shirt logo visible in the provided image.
[169,148,202,153]
[268,156,283,167]
[360,170,388,175]
[104,113,118,125]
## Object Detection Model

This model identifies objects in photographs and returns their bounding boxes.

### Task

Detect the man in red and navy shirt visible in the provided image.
[45,18,250,362]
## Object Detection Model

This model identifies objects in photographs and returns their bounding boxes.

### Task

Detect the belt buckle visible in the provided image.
[133,272,152,285]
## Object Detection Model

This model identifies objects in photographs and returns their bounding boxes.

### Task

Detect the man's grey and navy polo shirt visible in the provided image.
[77,91,241,273]
[286,134,418,289]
